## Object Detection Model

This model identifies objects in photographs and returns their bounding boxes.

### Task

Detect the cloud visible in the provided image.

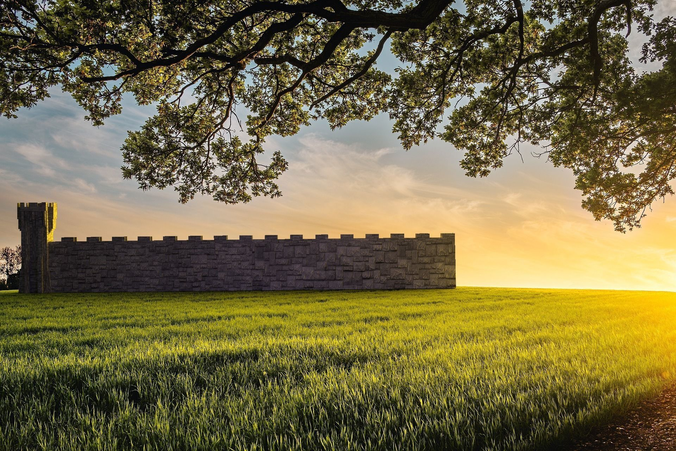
[2,87,676,292]
[289,134,486,204]
[12,143,67,177]
[4,142,112,196]
[71,178,97,194]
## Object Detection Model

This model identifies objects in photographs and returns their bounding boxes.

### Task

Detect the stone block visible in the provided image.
[89,255,106,265]
[374,251,385,263]
[281,246,294,258]
[294,246,308,257]
[322,253,337,265]
[437,244,452,255]
[413,279,427,288]
[313,280,330,289]
[339,255,353,267]
[391,268,406,280]
[192,255,208,265]
[354,262,367,272]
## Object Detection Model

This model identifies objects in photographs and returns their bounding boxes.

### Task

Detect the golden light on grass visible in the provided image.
[2,288,676,449]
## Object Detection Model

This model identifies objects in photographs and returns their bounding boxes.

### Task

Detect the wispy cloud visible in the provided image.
[12,143,66,177]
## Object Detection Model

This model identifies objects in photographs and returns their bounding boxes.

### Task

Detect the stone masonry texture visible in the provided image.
[17,202,56,294]
[19,203,456,293]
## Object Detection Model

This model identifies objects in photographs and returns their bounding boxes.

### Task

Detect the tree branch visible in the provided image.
[310,29,392,108]
[588,0,632,86]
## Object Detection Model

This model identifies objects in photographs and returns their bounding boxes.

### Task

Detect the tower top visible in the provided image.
[17,202,57,242]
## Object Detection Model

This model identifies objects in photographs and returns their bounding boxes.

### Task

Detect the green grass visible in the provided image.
[1,288,676,450]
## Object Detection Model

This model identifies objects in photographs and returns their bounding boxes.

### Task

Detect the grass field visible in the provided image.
[1,288,676,450]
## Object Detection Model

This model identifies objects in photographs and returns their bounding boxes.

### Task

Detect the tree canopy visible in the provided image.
[0,246,21,282]
[1,0,674,231]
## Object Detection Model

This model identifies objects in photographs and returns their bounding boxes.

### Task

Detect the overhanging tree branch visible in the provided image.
[1,0,673,231]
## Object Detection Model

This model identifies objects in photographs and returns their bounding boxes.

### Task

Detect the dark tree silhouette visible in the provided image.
[1,0,674,230]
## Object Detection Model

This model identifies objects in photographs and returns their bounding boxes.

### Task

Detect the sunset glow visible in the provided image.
[1,95,675,292]
[1,1,675,293]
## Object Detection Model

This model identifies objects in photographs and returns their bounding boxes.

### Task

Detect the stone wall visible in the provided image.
[19,202,456,293]
[48,233,456,292]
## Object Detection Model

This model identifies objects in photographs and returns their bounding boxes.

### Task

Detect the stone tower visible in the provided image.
[17,202,57,293]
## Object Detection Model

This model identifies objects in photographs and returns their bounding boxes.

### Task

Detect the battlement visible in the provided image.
[17,202,57,209]
[17,202,57,240]
[55,233,455,243]
[18,202,456,293]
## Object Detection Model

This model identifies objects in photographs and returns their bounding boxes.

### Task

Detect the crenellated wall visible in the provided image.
[18,203,456,293]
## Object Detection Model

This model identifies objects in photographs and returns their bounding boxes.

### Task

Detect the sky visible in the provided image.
[2,3,676,292]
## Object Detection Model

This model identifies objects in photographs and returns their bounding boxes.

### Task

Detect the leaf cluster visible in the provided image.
[0,245,21,281]
[1,0,674,229]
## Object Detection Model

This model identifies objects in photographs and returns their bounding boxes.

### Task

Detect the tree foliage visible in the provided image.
[0,246,21,282]
[1,0,674,230]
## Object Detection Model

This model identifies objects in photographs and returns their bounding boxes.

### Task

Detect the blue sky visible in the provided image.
[2,2,676,291]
